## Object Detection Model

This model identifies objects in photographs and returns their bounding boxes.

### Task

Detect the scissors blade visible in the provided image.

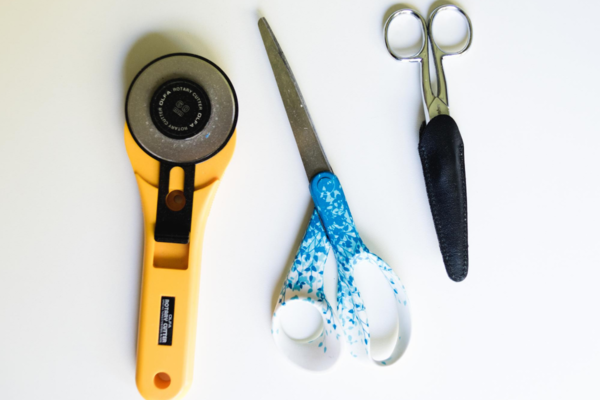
[258,17,332,182]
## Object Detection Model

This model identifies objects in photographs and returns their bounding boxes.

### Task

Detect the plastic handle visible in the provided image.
[271,209,342,371]
[270,173,411,370]
[125,126,236,400]
[310,172,411,364]
[134,177,219,400]
[309,172,365,259]
[419,114,469,281]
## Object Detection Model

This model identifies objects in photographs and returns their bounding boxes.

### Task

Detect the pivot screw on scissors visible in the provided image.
[259,18,411,371]
[384,5,473,282]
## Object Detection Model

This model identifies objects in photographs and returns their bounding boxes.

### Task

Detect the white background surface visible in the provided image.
[1,0,599,399]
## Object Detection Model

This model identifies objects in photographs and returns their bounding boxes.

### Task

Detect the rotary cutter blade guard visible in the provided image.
[125,53,238,400]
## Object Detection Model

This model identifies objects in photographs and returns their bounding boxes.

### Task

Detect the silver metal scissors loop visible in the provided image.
[384,5,472,122]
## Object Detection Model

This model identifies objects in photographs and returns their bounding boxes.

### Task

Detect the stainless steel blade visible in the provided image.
[258,17,332,181]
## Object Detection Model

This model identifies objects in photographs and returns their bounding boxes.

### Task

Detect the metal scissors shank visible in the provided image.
[384,5,472,122]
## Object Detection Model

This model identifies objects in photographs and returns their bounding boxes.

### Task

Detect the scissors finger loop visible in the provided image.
[384,9,428,62]
[428,4,473,57]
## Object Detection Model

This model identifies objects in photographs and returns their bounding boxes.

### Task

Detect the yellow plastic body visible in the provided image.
[125,125,235,400]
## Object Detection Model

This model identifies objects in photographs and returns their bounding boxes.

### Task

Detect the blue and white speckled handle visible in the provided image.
[272,209,343,371]
[272,172,411,370]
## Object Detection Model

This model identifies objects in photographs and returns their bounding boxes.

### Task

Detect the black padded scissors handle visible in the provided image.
[419,115,468,282]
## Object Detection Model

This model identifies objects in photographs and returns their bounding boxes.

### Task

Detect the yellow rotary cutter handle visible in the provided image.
[125,53,238,400]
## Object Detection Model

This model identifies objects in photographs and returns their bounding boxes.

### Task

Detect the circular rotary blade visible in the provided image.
[125,53,238,164]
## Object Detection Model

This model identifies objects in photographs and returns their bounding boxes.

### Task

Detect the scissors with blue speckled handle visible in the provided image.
[259,18,411,371]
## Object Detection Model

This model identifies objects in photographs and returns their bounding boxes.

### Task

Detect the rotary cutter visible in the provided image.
[125,53,237,399]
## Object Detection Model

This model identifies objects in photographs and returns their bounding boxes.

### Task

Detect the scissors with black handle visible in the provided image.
[384,5,473,282]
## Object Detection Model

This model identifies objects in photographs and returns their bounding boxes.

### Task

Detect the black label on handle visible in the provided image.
[158,297,175,346]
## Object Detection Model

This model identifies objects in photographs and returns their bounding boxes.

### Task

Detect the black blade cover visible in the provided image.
[419,115,468,282]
